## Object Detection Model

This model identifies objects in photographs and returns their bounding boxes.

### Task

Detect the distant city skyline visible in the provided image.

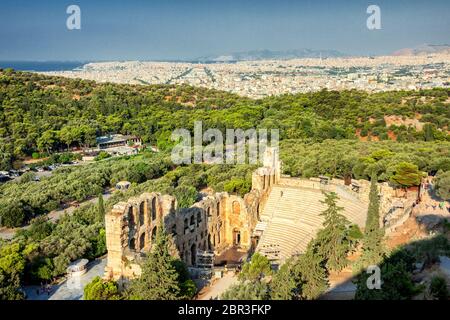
[0,0,449,61]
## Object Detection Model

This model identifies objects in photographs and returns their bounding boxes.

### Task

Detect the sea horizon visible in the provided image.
[0,61,88,72]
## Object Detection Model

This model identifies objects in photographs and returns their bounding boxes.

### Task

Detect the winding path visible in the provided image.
[0,191,112,240]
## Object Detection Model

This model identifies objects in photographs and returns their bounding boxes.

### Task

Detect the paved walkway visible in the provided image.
[197,272,239,300]
[46,192,112,224]
[0,191,112,240]
[320,277,356,300]
[24,258,107,300]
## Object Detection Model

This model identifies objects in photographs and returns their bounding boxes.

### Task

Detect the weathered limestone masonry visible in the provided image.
[104,147,281,281]
[332,178,419,233]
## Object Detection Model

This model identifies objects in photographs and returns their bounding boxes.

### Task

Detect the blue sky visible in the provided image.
[0,0,449,61]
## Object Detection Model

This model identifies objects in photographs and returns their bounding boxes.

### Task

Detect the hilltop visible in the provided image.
[393,44,450,56]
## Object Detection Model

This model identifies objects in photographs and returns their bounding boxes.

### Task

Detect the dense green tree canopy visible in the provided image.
[390,162,424,187]
[84,276,120,300]
[435,171,450,200]
[239,253,272,282]
[0,70,449,171]
[127,223,184,300]
[314,192,353,272]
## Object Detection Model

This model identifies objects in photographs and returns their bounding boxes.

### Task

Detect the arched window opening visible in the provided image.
[191,244,197,266]
[197,211,202,227]
[151,227,157,241]
[151,197,157,221]
[233,229,241,246]
[139,202,145,226]
[139,233,145,251]
[129,238,136,251]
[128,207,135,229]
[184,218,189,234]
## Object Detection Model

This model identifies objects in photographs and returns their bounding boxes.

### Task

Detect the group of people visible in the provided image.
[420,178,450,214]
[36,283,52,297]
[423,202,450,212]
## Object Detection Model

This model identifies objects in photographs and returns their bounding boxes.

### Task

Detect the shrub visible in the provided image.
[95,151,111,161]
[84,276,120,300]
[0,200,25,227]
[429,275,449,300]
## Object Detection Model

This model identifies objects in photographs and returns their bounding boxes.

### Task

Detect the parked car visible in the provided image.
[0,175,11,183]
[9,170,20,177]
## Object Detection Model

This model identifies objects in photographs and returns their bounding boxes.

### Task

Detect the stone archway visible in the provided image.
[196,211,202,227]
[233,228,241,246]
[128,206,137,251]
[151,197,157,220]
[128,206,135,229]
[139,202,145,226]
[151,226,157,241]
[129,238,136,251]
[139,232,146,251]
[191,244,197,266]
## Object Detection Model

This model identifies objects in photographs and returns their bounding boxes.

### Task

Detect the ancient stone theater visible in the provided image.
[104,147,416,282]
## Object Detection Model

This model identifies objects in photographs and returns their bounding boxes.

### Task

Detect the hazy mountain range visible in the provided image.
[392,44,450,56]
[194,44,450,62]
[195,48,348,62]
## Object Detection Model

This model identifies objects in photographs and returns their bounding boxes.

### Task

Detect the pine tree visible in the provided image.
[293,243,328,300]
[365,174,380,233]
[84,276,120,300]
[270,259,298,300]
[97,194,105,223]
[127,222,181,300]
[423,123,435,142]
[239,253,272,281]
[315,192,351,272]
[221,281,270,300]
[358,174,385,270]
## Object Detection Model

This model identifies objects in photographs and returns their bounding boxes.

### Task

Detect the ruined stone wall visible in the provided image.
[104,190,267,281]
[251,147,282,217]
[104,147,283,281]
[278,176,335,191]
[104,192,177,280]
[340,179,419,232]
